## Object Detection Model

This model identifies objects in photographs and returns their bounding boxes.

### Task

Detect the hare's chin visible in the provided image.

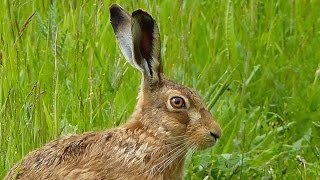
[195,139,218,150]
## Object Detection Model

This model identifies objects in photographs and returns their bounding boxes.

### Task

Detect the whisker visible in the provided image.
[160,139,186,147]
[146,137,199,178]
[152,135,191,150]
[155,143,188,175]
[177,144,196,166]
[148,143,186,176]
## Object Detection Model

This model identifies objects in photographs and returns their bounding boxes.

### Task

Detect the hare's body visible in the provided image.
[5,4,222,180]
[6,126,184,179]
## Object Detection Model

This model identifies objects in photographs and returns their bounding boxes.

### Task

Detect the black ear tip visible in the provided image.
[132,9,153,21]
[132,10,155,29]
[110,4,123,18]
[132,9,145,16]
[110,4,121,11]
[110,4,131,30]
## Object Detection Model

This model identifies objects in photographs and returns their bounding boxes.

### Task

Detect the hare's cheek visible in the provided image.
[187,109,202,122]
[175,112,190,125]
[160,115,188,136]
[166,111,190,125]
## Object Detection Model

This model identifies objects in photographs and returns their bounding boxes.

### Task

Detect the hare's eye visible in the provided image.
[170,97,186,109]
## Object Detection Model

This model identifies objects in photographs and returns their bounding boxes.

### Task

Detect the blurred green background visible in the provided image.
[0,0,319,179]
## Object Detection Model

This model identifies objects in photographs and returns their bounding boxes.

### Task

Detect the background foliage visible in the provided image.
[1,0,319,179]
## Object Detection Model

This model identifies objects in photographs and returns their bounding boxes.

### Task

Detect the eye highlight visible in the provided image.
[170,96,186,109]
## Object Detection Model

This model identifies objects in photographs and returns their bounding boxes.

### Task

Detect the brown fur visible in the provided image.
[5,4,222,180]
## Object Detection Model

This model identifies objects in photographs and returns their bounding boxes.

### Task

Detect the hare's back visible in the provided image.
[5,131,116,179]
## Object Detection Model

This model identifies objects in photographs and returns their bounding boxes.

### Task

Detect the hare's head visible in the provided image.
[110,4,221,150]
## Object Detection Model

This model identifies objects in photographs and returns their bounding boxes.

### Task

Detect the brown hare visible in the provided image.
[5,4,222,180]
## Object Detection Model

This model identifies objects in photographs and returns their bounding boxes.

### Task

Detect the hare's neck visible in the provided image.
[141,132,187,179]
[123,118,187,179]
[155,150,186,179]
[127,111,170,143]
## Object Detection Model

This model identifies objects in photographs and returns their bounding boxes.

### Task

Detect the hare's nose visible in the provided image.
[200,109,222,139]
[210,131,220,140]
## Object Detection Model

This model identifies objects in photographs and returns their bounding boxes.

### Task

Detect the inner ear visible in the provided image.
[140,20,154,77]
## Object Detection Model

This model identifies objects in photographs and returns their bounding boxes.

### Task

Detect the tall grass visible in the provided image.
[1,0,319,179]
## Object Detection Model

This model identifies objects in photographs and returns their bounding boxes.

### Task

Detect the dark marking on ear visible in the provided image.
[139,18,154,78]
[132,10,156,78]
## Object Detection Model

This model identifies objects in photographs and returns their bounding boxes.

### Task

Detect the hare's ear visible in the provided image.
[110,5,162,88]
[110,4,135,66]
[131,9,162,88]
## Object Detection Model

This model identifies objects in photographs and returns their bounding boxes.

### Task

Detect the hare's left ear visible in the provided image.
[110,4,135,66]
[131,9,162,87]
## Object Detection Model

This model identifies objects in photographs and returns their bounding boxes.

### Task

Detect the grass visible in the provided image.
[1,0,320,179]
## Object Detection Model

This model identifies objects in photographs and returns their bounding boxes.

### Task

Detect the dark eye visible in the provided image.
[170,97,186,109]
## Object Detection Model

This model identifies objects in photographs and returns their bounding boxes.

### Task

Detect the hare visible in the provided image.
[5,4,222,180]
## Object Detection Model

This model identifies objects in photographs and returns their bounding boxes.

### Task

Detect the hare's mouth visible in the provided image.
[197,142,217,150]
[189,136,218,151]
[202,139,218,150]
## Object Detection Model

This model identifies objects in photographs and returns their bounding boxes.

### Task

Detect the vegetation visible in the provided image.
[1,0,319,179]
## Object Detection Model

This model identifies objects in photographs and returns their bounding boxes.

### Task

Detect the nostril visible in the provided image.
[210,131,220,140]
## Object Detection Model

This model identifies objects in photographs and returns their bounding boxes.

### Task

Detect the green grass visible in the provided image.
[1,0,320,179]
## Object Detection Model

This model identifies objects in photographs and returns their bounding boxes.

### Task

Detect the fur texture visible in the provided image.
[5,4,222,180]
